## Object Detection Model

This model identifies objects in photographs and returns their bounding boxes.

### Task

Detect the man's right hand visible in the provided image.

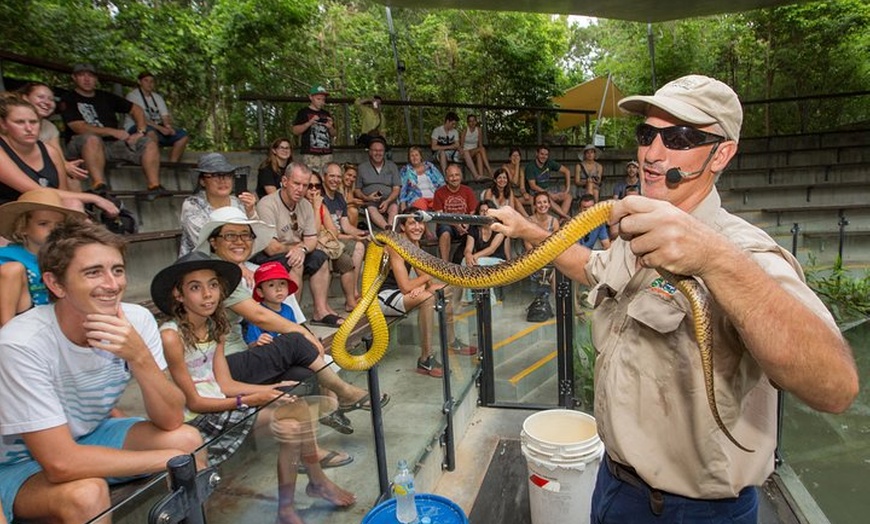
[488,206,536,241]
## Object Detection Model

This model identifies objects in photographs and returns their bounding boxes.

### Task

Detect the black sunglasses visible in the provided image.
[636,123,725,150]
[308,183,322,190]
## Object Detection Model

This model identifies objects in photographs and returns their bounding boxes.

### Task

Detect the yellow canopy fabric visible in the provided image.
[552,76,627,130]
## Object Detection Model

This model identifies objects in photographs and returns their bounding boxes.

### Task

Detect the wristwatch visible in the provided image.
[235,394,249,410]
[300,245,308,254]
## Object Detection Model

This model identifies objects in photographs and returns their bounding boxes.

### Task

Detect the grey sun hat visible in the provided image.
[195,153,238,174]
[581,144,601,158]
[618,74,743,143]
[195,206,275,256]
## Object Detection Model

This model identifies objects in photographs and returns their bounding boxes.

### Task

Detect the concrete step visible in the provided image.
[720,184,870,212]
[494,337,560,402]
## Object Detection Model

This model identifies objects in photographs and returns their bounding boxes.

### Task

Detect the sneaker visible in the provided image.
[449,339,478,356]
[88,182,112,196]
[416,356,444,378]
[144,185,172,202]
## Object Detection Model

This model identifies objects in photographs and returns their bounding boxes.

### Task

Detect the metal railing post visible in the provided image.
[435,288,456,472]
[838,212,849,263]
[554,271,576,409]
[475,287,495,406]
[363,335,391,502]
[148,455,219,524]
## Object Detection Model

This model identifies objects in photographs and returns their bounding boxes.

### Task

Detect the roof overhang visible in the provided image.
[376,0,811,23]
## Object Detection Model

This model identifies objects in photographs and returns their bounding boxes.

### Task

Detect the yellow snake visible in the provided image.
[331,200,752,452]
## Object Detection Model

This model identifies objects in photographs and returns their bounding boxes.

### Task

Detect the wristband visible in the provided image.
[300,246,308,254]
[137,127,147,134]
[235,394,249,410]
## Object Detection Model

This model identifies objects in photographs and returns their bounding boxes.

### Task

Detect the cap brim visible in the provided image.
[618,95,718,126]
[150,259,242,316]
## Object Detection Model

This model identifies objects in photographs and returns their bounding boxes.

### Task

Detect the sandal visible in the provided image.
[298,449,354,473]
[339,392,391,413]
[319,411,354,434]
[310,314,345,327]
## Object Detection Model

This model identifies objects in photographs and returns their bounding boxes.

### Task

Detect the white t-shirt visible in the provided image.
[124,89,170,128]
[0,303,166,466]
[431,125,458,149]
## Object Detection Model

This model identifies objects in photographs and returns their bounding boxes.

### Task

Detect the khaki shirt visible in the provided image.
[585,188,837,498]
[256,192,317,245]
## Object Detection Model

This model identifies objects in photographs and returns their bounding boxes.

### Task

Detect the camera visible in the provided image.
[317,116,328,123]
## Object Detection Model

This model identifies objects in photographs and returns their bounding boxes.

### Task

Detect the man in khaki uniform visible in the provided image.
[489,75,858,523]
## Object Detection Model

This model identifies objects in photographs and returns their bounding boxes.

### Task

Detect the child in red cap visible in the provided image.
[244,261,301,347]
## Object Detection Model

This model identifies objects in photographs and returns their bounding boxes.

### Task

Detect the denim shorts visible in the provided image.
[0,417,142,523]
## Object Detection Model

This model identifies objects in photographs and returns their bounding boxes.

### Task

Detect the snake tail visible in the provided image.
[673,276,754,453]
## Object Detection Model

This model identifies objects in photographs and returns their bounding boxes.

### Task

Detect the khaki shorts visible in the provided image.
[66,134,150,164]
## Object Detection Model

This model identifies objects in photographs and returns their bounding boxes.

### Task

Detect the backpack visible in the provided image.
[86,195,138,235]
[526,293,554,322]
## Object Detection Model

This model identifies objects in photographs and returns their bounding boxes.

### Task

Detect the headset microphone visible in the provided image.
[664,142,721,185]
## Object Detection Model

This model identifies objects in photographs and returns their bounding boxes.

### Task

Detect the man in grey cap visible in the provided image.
[488,74,857,523]
[60,64,169,200]
[177,152,257,256]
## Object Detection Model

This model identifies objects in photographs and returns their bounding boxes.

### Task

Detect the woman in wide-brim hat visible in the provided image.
[0,188,87,325]
[178,152,259,257]
[575,143,604,202]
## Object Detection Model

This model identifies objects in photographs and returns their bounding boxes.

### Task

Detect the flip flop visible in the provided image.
[319,411,354,434]
[339,392,391,413]
[310,314,345,327]
[298,449,354,473]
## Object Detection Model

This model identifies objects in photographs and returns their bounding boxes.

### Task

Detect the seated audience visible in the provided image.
[462,200,508,304]
[0,189,85,326]
[502,147,531,207]
[612,160,640,200]
[306,171,364,312]
[321,162,368,310]
[574,194,611,318]
[197,207,389,435]
[153,253,355,523]
[430,112,461,175]
[379,210,477,378]
[179,152,257,257]
[525,192,560,307]
[124,72,189,163]
[525,145,572,220]
[480,167,528,218]
[398,145,445,211]
[460,114,492,180]
[354,137,400,230]
[257,162,345,327]
[60,63,169,199]
[257,137,293,198]
[0,220,202,524]
[0,94,117,214]
[17,82,88,181]
[433,163,478,262]
[340,163,364,229]
[575,144,603,202]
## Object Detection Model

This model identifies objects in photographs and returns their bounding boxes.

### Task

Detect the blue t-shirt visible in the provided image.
[577,224,609,249]
[242,302,297,345]
[0,244,48,306]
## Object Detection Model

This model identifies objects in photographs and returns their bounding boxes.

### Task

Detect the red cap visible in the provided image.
[252,261,298,302]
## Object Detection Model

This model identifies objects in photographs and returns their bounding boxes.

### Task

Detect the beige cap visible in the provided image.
[618,75,743,143]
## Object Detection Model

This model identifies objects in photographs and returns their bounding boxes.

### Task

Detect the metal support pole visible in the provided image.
[148,455,219,524]
[364,335,391,503]
[536,111,543,144]
[647,23,657,91]
[417,107,425,146]
[435,288,456,471]
[838,212,849,263]
[386,7,414,145]
[554,271,576,409]
[475,287,495,406]
[790,223,800,257]
[342,102,352,146]
[256,100,265,148]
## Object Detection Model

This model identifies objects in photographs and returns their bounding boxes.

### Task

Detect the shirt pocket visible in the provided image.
[626,290,687,335]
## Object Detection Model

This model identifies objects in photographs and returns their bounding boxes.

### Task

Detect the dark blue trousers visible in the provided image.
[591,456,758,524]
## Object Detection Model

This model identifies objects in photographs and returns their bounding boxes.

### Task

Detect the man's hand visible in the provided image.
[83,308,150,365]
[488,206,536,240]
[284,245,305,268]
[65,159,89,180]
[611,196,720,277]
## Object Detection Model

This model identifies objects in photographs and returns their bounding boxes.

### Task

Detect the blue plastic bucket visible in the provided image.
[362,493,468,524]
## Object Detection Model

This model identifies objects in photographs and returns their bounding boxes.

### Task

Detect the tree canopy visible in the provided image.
[1,0,867,149]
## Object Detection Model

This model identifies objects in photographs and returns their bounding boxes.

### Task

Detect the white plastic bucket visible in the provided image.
[521,409,604,524]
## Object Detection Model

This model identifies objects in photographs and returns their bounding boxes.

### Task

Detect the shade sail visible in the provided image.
[552,76,627,130]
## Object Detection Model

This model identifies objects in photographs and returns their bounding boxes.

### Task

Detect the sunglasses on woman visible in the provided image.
[308,183,322,190]
[635,123,725,150]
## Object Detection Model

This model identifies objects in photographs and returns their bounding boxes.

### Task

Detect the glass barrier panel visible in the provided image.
[448,285,481,403]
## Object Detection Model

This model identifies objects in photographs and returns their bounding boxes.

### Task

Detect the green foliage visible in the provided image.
[805,256,870,325]
[573,321,596,410]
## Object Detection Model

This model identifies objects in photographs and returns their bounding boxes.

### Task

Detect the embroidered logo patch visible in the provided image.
[649,277,677,298]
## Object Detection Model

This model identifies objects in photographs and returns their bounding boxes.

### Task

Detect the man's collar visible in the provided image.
[279,190,297,211]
